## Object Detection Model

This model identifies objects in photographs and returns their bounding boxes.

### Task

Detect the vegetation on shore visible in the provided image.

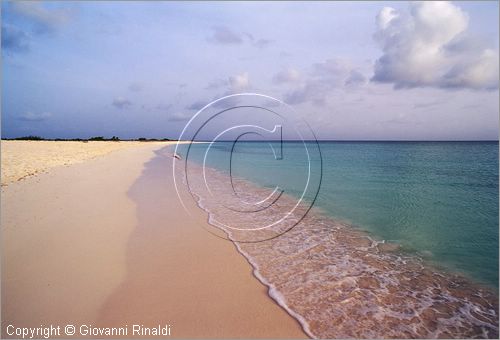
[3,136,175,142]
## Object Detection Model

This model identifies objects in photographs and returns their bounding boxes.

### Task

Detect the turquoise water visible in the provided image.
[177,141,499,288]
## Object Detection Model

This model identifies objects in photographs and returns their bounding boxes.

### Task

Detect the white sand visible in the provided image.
[1,142,306,338]
[1,140,170,186]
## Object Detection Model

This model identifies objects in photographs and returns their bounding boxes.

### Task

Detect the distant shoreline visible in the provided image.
[0,140,191,186]
[2,138,498,143]
[1,138,179,142]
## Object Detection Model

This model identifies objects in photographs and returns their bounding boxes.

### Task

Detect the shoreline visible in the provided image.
[182,144,499,292]
[2,140,498,338]
[1,142,306,338]
[231,241,315,338]
[180,148,499,338]
[95,145,306,338]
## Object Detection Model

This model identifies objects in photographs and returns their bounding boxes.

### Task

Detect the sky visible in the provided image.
[1,1,499,140]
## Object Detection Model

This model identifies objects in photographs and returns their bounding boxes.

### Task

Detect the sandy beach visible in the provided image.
[2,1,498,338]
[1,140,169,186]
[1,141,305,338]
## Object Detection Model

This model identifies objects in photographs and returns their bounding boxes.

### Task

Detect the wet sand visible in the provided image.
[1,143,305,338]
[182,151,499,338]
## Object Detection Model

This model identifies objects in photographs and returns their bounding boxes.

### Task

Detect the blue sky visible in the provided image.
[2,1,499,140]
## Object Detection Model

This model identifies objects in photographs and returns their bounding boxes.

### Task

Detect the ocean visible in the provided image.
[173,141,499,338]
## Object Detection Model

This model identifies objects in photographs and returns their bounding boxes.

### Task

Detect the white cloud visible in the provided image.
[372,1,499,90]
[168,112,192,122]
[284,81,328,105]
[273,68,301,84]
[187,72,251,111]
[312,59,354,86]
[283,59,366,105]
[205,72,251,93]
[228,72,250,93]
[376,7,398,30]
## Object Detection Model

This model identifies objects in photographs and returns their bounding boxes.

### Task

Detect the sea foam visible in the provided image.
[176,157,499,338]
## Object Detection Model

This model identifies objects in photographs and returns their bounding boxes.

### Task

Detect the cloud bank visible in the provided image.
[283,59,366,105]
[2,1,71,54]
[273,68,301,84]
[372,1,499,90]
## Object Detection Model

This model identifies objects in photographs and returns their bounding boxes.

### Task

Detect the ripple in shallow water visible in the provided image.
[179,161,499,338]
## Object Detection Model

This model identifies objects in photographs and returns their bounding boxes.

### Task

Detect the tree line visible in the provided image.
[3,135,175,142]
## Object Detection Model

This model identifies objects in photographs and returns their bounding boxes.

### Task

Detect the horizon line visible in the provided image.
[1,138,498,143]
